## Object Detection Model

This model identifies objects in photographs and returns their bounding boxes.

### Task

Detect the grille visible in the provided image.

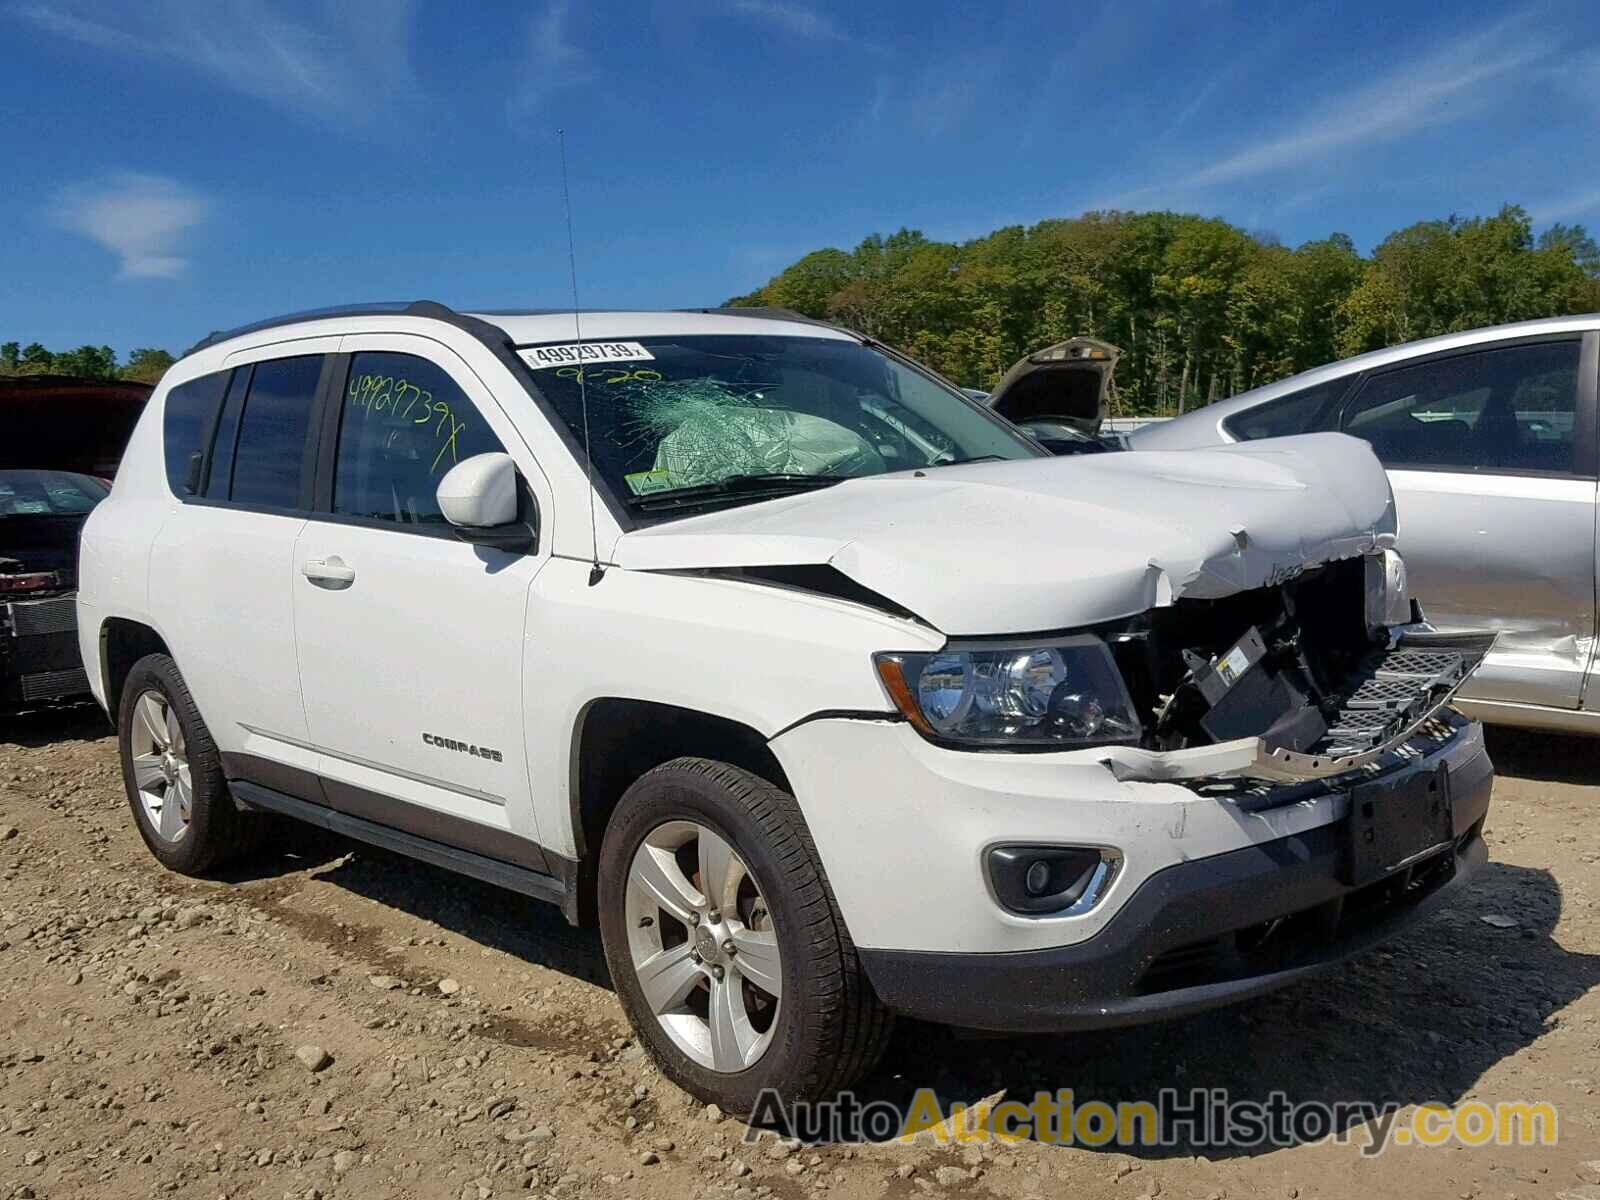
[1378,649,1463,676]
[1325,707,1392,732]
[7,596,78,637]
[20,666,89,700]
[1345,676,1423,706]
[1307,644,1468,755]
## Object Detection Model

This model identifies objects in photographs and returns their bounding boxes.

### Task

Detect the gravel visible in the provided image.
[294,1045,333,1072]
[0,712,1594,1200]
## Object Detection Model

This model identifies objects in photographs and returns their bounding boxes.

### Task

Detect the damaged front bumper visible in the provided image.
[857,713,1492,1032]
[767,599,1496,1033]
[1097,626,1497,785]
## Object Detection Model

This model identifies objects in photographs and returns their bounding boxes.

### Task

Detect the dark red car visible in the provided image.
[1,374,149,710]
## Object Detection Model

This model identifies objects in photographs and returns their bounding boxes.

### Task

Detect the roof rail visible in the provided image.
[676,305,851,333]
[183,299,465,357]
[183,300,864,359]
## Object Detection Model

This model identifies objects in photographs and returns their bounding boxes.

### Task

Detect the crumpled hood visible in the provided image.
[612,432,1396,634]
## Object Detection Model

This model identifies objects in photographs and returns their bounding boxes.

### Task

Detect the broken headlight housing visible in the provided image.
[874,636,1143,749]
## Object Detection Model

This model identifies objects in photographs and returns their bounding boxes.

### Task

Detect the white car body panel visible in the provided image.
[290,515,548,850]
[616,432,1397,634]
[522,557,943,859]
[150,506,311,747]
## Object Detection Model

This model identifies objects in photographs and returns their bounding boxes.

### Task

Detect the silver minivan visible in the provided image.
[1132,314,1599,735]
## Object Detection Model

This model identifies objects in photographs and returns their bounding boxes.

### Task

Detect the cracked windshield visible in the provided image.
[520,335,1040,510]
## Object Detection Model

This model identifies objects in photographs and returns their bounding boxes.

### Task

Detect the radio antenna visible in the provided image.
[559,128,604,586]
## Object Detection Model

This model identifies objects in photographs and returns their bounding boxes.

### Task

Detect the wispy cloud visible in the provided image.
[11,0,420,129]
[55,173,206,279]
[1182,17,1555,189]
[860,76,890,129]
[510,0,591,115]
[1165,77,1221,140]
[1531,187,1600,225]
[1544,44,1600,119]
[729,0,847,42]
[896,48,1010,141]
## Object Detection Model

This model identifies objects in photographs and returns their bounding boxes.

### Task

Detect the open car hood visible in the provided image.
[985,336,1120,438]
[613,432,1398,635]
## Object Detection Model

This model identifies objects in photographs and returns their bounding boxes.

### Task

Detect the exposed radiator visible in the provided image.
[6,596,79,638]
[20,666,89,700]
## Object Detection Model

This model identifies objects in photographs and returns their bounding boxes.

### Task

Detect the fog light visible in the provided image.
[1024,860,1052,896]
[987,845,1121,916]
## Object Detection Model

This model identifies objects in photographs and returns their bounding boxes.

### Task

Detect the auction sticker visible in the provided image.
[519,341,655,370]
[624,469,677,496]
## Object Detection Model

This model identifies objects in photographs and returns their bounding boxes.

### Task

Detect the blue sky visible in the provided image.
[4,0,1598,357]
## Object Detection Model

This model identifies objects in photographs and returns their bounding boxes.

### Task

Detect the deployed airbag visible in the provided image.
[637,380,884,488]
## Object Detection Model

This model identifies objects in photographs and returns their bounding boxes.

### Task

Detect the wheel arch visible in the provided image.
[99,617,172,717]
[566,697,791,927]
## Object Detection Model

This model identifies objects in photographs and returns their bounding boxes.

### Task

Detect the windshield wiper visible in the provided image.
[626,473,850,511]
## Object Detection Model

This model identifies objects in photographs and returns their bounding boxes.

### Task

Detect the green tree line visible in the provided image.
[0,341,175,385]
[728,204,1600,415]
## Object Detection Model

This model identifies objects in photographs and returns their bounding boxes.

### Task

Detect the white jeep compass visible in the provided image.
[77,301,1495,1111]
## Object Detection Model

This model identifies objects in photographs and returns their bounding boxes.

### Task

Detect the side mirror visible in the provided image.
[437,452,535,552]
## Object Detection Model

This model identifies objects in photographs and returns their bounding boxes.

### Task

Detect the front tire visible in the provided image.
[597,757,892,1113]
[118,653,261,875]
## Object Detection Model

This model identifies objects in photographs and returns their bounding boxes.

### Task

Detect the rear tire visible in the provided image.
[597,757,892,1114]
[117,653,263,875]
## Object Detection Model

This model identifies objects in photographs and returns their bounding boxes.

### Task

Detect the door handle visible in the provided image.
[301,555,356,589]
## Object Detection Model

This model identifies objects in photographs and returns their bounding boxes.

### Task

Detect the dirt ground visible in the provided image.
[0,708,1596,1200]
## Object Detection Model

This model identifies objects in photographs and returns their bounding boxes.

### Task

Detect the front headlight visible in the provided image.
[874,635,1142,749]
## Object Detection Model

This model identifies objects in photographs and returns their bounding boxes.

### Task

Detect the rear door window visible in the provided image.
[161,371,229,495]
[332,352,507,527]
[1340,341,1582,473]
[227,356,323,509]
[202,367,251,500]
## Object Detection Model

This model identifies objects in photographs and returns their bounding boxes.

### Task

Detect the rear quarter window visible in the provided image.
[1223,378,1349,442]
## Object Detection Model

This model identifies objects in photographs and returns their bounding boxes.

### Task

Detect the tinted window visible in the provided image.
[1341,342,1582,473]
[229,356,322,508]
[1225,378,1347,442]
[334,352,507,525]
[202,367,250,500]
[161,372,228,495]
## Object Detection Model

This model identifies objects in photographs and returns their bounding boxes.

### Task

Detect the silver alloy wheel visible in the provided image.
[128,689,192,844]
[624,820,783,1073]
